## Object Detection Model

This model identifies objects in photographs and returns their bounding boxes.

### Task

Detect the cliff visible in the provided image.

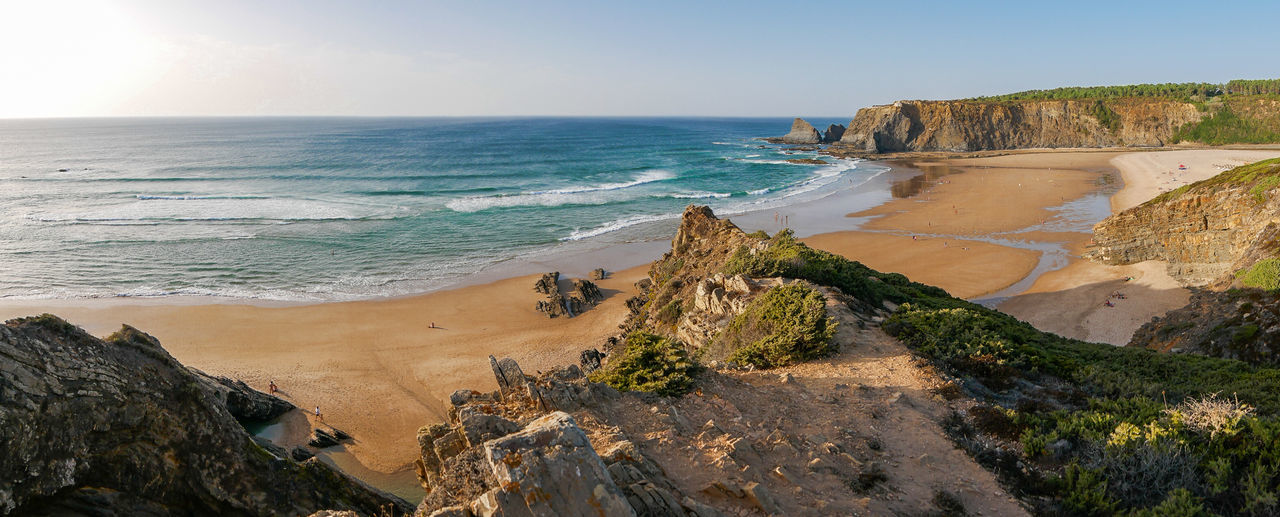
[1083,159,1280,358]
[1084,158,1280,286]
[839,98,1202,152]
[0,315,411,516]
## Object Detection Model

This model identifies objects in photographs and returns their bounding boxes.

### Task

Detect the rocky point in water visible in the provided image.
[779,117,821,144]
[0,315,411,516]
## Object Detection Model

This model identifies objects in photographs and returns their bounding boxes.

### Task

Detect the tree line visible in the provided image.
[968,79,1280,102]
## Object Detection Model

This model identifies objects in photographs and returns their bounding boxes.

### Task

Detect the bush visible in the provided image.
[1237,258,1280,290]
[1171,107,1280,145]
[710,283,837,368]
[588,331,701,397]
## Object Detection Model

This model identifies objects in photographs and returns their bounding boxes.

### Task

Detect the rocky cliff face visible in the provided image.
[840,99,1202,152]
[1083,160,1280,359]
[0,315,411,516]
[1085,165,1280,287]
[780,117,821,144]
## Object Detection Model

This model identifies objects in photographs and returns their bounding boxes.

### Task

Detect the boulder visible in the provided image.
[489,355,529,394]
[533,272,559,295]
[292,446,316,461]
[590,268,608,280]
[482,412,636,516]
[309,428,339,448]
[822,123,846,143]
[535,291,568,318]
[579,348,605,373]
[570,279,604,305]
[780,118,821,144]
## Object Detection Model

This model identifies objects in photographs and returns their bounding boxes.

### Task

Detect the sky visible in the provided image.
[2,0,1279,118]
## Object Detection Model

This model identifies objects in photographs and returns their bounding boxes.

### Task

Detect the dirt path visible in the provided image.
[588,291,1028,516]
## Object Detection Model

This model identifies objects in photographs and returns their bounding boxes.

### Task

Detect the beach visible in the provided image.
[5,146,1280,494]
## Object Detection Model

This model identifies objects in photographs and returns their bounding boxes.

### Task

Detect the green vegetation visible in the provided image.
[1148,158,1280,205]
[1090,100,1122,133]
[1237,258,1280,291]
[1171,107,1280,145]
[1227,79,1280,96]
[709,283,837,368]
[589,331,701,397]
[723,229,957,310]
[968,81,1226,102]
[712,232,1280,514]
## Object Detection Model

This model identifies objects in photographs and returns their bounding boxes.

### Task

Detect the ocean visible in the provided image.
[0,117,878,301]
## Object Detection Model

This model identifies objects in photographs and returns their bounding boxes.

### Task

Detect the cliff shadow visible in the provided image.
[997,276,1190,347]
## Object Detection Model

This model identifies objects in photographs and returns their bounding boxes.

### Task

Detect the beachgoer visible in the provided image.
[269,380,277,394]
[430,322,436,329]
[315,406,323,420]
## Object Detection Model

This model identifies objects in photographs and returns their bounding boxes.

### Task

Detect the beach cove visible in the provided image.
[5,145,1280,500]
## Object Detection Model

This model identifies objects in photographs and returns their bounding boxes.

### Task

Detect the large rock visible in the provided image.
[533,272,559,295]
[840,99,1203,152]
[821,124,846,143]
[480,412,635,517]
[570,279,604,306]
[0,316,411,516]
[780,118,822,144]
[192,368,295,422]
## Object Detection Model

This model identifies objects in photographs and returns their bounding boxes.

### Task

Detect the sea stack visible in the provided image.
[822,123,846,143]
[781,118,822,144]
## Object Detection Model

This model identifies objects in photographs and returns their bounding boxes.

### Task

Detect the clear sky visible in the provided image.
[2,0,1278,118]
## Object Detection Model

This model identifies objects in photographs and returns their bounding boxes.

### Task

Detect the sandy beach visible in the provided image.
[1000,149,1280,344]
[0,266,648,477]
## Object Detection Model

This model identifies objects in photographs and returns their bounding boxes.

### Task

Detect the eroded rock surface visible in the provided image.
[0,315,411,516]
[780,118,821,144]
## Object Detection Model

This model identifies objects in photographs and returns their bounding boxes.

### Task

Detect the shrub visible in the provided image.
[710,283,837,368]
[1237,258,1280,290]
[588,331,701,397]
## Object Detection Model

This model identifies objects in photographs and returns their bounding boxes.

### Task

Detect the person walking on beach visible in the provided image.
[315,406,323,420]
[268,380,277,394]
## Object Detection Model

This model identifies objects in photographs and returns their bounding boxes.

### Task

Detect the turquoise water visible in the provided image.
[0,117,873,301]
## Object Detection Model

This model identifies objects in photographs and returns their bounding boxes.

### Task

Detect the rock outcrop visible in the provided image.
[192,368,295,422]
[822,123,846,143]
[1128,289,1280,363]
[1085,161,1280,286]
[780,118,822,144]
[0,315,411,516]
[414,357,712,517]
[839,99,1202,153]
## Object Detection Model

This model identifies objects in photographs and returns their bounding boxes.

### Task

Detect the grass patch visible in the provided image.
[588,331,702,397]
[709,282,837,368]
[1237,258,1280,290]
[1090,100,1122,133]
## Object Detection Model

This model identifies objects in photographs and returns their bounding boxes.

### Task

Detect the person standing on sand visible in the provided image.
[315,406,323,420]
[268,380,277,394]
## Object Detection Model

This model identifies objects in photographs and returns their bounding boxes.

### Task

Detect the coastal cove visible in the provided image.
[7,139,1280,498]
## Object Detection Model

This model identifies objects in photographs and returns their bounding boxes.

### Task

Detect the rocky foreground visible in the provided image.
[0,316,411,516]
